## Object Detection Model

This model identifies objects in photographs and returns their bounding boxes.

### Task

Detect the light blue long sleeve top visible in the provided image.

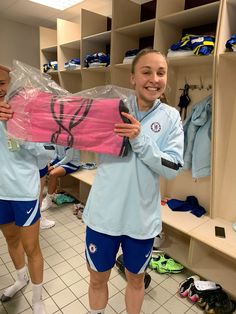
[183,94,212,178]
[51,145,81,168]
[83,96,184,239]
[0,122,53,200]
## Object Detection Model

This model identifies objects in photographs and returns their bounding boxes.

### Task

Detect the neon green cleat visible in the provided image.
[149,254,184,274]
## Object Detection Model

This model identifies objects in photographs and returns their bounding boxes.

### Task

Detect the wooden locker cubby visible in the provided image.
[39,26,58,79]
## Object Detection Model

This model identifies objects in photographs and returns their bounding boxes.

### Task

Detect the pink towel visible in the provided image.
[7,87,130,156]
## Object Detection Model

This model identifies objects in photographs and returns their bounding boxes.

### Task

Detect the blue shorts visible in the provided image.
[39,165,48,178]
[51,158,81,174]
[85,227,154,274]
[0,199,40,227]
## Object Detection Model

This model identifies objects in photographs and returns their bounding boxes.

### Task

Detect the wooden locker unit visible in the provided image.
[80,9,111,89]
[111,0,156,88]
[39,26,59,84]
[39,0,236,298]
[57,19,82,93]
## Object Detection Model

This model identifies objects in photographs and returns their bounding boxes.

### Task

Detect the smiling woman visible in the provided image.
[83,48,184,314]
[0,64,54,314]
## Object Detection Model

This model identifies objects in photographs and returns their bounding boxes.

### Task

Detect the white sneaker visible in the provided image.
[41,196,53,212]
[40,217,55,229]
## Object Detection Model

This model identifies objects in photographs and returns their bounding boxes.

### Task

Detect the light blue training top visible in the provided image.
[183,94,212,178]
[0,122,53,201]
[83,96,184,240]
[51,145,81,168]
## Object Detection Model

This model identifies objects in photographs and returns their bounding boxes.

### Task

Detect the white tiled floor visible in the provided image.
[0,203,229,313]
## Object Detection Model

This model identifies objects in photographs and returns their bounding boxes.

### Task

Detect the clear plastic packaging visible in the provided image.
[6,60,135,157]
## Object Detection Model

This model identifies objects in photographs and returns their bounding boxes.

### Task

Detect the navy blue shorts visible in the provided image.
[85,227,154,274]
[51,158,81,174]
[0,199,40,226]
[39,165,48,178]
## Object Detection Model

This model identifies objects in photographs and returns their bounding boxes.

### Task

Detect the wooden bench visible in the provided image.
[59,168,96,204]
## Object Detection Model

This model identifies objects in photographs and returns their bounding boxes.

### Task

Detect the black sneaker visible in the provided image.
[188,281,222,303]
[179,275,200,297]
[204,290,236,314]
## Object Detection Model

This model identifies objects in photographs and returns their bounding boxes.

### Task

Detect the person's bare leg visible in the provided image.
[1,223,25,268]
[40,176,46,207]
[20,220,45,313]
[40,176,55,229]
[41,167,66,212]
[0,223,29,301]
[88,264,111,312]
[20,220,43,284]
[47,167,66,195]
[125,269,145,314]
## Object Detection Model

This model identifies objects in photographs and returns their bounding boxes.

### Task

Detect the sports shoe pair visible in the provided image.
[179,275,200,298]
[73,203,84,219]
[189,280,222,303]
[198,289,236,314]
[149,253,184,274]
[179,276,222,303]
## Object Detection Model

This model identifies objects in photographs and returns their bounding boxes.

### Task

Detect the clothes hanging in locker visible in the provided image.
[183,94,212,178]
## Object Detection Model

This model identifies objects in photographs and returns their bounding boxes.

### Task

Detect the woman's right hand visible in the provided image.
[0,102,13,121]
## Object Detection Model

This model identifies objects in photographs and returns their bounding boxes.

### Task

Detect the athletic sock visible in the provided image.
[32,301,46,314]
[1,265,29,300]
[32,282,43,304]
[90,309,105,314]
[47,193,54,200]
[32,283,45,314]
[41,193,54,211]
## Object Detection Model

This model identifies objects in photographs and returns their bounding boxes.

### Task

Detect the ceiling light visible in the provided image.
[29,0,85,10]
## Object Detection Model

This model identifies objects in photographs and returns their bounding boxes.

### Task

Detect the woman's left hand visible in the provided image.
[0,102,13,121]
[114,112,141,139]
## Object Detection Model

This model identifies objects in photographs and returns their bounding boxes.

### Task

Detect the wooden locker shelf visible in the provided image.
[83,31,111,43]
[82,66,110,72]
[162,204,210,234]
[167,55,214,66]
[115,19,155,37]
[60,40,80,49]
[158,2,220,27]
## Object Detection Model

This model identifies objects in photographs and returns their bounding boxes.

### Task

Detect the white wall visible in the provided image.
[0,17,40,69]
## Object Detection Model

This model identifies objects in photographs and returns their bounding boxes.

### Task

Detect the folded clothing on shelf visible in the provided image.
[64,58,81,70]
[123,49,139,64]
[170,34,215,56]
[84,52,110,68]
[167,195,206,217]
[167,49,194,58]
[43,61,58,73]
[225,34,236,52]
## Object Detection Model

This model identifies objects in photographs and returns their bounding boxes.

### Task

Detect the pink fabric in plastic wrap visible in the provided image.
[7,88,129,156]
